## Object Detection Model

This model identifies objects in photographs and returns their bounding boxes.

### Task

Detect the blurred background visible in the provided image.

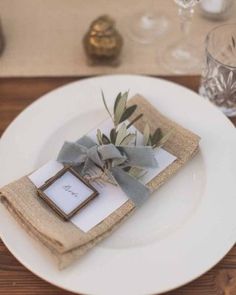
[0,0,235,77]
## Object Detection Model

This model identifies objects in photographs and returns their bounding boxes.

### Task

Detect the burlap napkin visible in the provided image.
[0,95,200,269]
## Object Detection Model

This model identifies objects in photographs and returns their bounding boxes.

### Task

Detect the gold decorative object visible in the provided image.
[83,15,123,66]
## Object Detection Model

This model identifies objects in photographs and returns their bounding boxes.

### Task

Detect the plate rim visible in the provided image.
[0,74,236,295]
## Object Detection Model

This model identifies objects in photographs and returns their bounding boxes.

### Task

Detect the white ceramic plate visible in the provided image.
[0,75,236,295]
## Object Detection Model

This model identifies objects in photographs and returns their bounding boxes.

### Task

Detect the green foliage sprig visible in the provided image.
[97,91,171,149]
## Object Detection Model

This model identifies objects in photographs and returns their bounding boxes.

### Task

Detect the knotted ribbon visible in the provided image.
[57,136,158,206]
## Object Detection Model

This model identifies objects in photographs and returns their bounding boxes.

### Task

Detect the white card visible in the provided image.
[43,171,96,215]
[29,119,176,232]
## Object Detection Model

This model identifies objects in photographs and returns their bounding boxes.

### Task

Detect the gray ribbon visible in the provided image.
[57,136,158,206]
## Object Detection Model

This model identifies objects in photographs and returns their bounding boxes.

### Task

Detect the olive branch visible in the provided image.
[98,91,171,149]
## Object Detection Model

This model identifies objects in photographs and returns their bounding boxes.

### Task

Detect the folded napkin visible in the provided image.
[0,95,200,269]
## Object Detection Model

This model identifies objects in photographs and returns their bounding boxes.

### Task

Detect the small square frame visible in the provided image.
[37,166,98,220]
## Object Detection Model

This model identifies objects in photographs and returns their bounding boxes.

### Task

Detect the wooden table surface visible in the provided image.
[0,76,236,295]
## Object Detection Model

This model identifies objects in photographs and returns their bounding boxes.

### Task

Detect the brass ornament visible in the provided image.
[83,15,123,66]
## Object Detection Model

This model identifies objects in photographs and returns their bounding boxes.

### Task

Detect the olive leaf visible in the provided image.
[114,92,128,126]
[113,92,122,115]
[115,123,127,145]
[143,123,150,146]
[101,90,113,120]
[120,133,136,146]
[127,113,143,129]
[119,105,137,124]
[110,128,117,144]
[155,129,173,148]
[151,128,163,146]
[96,129,103,145]
[102,134,110,144]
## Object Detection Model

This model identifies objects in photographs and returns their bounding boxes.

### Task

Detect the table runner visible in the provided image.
[0,0,235,77]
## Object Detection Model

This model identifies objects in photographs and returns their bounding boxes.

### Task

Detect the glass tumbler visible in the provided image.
[199,24,236,117]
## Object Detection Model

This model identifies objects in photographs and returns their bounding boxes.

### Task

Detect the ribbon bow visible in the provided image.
[57,136,158,206]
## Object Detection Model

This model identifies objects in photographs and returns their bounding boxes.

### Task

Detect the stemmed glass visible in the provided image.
[127,0,169,44]
[161,0,201,73]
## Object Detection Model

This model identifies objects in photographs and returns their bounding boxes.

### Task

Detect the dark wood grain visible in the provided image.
[0,76,235,295]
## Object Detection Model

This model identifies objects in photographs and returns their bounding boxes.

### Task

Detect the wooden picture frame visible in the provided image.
[37,166,98,220]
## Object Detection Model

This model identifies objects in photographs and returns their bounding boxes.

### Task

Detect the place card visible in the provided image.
[37,166,98,220]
